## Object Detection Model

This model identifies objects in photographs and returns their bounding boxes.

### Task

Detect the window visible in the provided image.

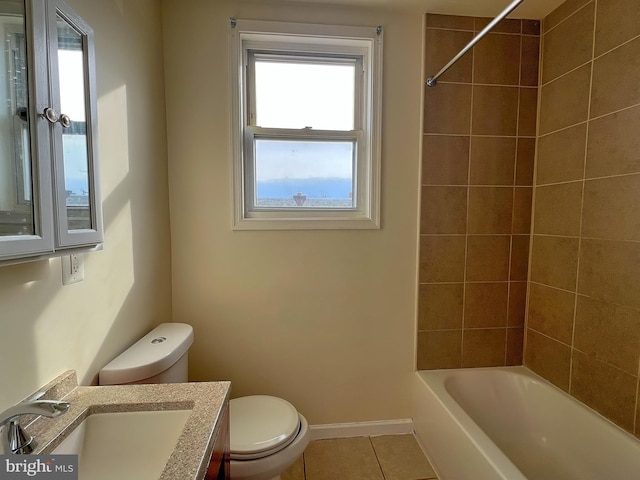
[230,20,383,230]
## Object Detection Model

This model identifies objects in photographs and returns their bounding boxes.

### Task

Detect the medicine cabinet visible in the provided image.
[0,0,102,264]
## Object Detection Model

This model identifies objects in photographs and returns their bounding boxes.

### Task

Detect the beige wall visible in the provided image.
[0,0,171,411]
[417,14,539,369]
[162,0,422,424]
[525,0,640,436]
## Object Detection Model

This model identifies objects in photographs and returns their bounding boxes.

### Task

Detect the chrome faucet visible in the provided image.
[0,400,70,454]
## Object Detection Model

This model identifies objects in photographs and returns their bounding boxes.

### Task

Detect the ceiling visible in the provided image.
[275,0,566,19]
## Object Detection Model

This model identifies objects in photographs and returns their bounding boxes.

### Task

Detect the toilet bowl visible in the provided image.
[230,395,310,480]
[99,323,309,480]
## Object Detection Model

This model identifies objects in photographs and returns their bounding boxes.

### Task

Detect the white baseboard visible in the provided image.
[309,419,414,440]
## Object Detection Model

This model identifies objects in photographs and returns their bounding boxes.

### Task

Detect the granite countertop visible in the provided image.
[25,371,231,480]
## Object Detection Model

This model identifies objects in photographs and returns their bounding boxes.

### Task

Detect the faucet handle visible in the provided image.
[7,421,35,454]
[0,399,70,455]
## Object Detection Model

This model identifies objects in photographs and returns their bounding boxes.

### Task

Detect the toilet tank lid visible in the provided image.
[99,323,194,385]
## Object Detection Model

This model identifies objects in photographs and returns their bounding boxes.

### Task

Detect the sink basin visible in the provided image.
[52,410,190,480]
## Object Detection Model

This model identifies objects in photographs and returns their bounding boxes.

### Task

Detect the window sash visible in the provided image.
[243,126,365,216]
[246,51,363,131]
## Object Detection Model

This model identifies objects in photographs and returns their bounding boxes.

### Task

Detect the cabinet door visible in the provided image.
[0,0,54,260]
[46,0,102,248]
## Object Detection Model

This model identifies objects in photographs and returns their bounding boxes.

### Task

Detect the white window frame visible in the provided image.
[229,19,383,230]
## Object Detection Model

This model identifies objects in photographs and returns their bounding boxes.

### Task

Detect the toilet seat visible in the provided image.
[230,395,301,461]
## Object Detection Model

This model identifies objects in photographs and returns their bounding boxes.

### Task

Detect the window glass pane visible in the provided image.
[255,60,355,130]
[254,139,354,209]
[57,16,91,230]
[0,1,35,236]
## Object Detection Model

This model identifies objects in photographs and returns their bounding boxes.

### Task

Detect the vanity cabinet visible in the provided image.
[0,0,102,264]
[206,401,230,480]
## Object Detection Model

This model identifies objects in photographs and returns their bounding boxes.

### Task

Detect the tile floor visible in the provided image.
[281,434,439,480]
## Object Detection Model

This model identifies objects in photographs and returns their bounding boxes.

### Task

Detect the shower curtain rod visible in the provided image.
[425,0,526,87]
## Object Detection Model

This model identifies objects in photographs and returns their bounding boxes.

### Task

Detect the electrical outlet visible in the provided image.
[62,253,84,285]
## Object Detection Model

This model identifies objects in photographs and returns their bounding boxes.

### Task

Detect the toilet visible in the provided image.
[99,323,310,480]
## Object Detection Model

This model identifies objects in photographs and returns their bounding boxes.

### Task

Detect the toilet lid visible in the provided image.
[230,395,300,459]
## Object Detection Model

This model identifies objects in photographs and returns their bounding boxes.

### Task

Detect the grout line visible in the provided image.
[460,39,476,368]
[423,132,537,139]
[537,171,640,187]
[528,232,640,244]
[504,32,525,365]
[425,26,539,37]
[567,0,598,396]
[537,101,640,139]
[368,437,388,480]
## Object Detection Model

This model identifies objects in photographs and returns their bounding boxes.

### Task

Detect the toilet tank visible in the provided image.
[99,323,194,386]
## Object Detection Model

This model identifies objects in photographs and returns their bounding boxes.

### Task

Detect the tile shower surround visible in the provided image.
[526,0,640,437]
[418,13,540,370]
[419,0,640,438]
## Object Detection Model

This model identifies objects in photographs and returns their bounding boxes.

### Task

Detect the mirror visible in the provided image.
[57,14,91,231]
[0,0,34,236]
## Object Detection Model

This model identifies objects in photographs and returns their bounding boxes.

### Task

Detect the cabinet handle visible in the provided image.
[43,107,59,124]
[59,114,71,128]
[42,108,71,128]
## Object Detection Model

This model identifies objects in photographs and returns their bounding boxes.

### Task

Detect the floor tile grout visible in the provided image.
[287,434,440,480]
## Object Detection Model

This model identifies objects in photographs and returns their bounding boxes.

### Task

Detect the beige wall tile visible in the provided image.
[475,17,521,34]
[544,0,592,33]
[591,36,640,118]
[512,188,533,234]
[578,239,640,309]
[473,33,521,85]
[530,235,579,291]
[462,328,507,367]
[426,13,474,30]
[420,186,468,234]
[571,350,637,432]
[466,235,511,281]
[425,29,473,83]
[518,88,539,137]
[469,137,516,186]
[468,187,514,234]
[417,330,462,369]
[586,105,640,178]
[524,329,571,390]
[527,283,575,344]
[509,282,527,327]
[370,435,437,480]
[541,2,594,84]
[420,236,466,283]
[574,295,640,375]
[533,182,583,236]
[521,35,541,87]
[515,138,536,186]
[422,135,470,185]
[594,0,640,56]
[420,12,540,374]
[582,175,640,241]
[424,83,472,134]
[464,283,509,328]
[539,63,591,135]
[522,20,541,36]
[536,124,587,184]
[304,437,385,480]
[506,327,524,365]
[510,234,530,281]
[472,86,519,136]
[418,283,464,331]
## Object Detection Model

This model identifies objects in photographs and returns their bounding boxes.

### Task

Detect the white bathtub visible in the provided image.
[413,366,640,480]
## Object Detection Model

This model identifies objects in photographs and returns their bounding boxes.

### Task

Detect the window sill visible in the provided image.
[232,216,380,231]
